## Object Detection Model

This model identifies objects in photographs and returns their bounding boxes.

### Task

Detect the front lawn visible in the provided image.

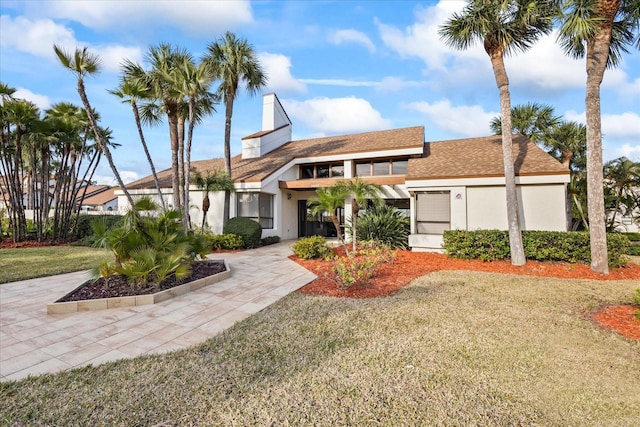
[0,246,111,283]
[1,271,638,425]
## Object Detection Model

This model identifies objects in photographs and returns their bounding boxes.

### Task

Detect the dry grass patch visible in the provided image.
[1,272,638,426]
[0,246,110,283]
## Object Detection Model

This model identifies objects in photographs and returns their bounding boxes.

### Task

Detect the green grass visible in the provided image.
[1,271,638,426]
[0,246,111,283]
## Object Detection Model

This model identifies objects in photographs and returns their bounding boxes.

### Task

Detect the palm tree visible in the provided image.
[490,102,562,145]
[174,56,217,231]
[308,186,350,255]
[440,0,555,266]
[53,45,136,210]
[191,169,234,231]
[337,178,383,251]
[204,32,267,224]
[557,0,640,274]
[109,72,166,209]
[604,157,640,230]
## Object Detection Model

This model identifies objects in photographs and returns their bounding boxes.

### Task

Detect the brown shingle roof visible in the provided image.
[126,126,425,189]
[406,134,568,180]
[81,187,117,206]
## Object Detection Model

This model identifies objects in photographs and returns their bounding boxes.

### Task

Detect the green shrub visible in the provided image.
[625,244,640,256]
[223,217,262,249]
[260,236,281,246]
[623,232,640,242]
[351,204,410,249]
[91,206,204,287]
[331,243,394,289]
[74,214,123,243]
[292,236,332,260]
[443,230,630,267]
[209,233,244,250]
[634,289,640,305]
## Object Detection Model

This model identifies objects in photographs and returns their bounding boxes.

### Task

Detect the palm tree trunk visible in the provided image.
[76,78,137,210]
[490,53,526,266]
[223,96,235,225]
[177,116,186,230]
[167,111,181,213]
[584,2,617,274]
[184,97,197,233]
[132,101,165,209]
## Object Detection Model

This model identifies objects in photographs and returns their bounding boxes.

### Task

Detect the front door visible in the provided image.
[298,200,339,238]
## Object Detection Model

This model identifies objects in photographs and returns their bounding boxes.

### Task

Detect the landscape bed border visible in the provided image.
[47,259,231,314]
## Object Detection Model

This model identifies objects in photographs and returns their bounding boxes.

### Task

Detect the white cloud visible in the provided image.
[13,88,52,110]
[328,29,376,53]
[505,31,585,90]
[31,0,253,35]
[97,45,143,73]
[617,144,640,161]
[407,100,496,137]
[564,110,640,140]
[258,53,306,94]
[28,0,253,35]
[376,1,475,71]
[283,97,392,133]
[0,15,76,59]
[0,15,142,73]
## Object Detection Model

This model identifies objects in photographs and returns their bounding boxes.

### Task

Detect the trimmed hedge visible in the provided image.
[292,235,332,260]
[260,236,281,246]
[443,230,630,267]
[223,217,262,249]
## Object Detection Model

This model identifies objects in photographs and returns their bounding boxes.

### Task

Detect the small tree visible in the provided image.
[308,186,350,255]
[336,177,383,251]
[191,169,234,232]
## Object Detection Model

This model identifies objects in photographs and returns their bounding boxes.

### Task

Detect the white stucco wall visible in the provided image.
[467,184,567,231]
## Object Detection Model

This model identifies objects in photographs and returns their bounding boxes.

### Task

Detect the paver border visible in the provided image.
[47,259,231,314]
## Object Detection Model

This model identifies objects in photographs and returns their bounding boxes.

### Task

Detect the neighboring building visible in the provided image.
[79,186,119,212]
[120,93,570,251]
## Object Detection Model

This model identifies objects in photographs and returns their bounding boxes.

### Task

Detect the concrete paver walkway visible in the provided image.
[0,242,316,381]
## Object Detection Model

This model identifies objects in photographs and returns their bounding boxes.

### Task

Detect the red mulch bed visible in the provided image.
[591,305,640,341]
[0,239,69,249]
[292,249,640,340]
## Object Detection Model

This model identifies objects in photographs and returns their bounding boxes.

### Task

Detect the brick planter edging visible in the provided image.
[47,259,231,315]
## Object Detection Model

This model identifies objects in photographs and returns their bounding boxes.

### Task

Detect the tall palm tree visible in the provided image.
[109,72,166,209]
[204,32,267,224]
[440,0,555,266]
[53,45,136,210]
[557,0,640,274]
[174,56,217,231]
[191,169,234,231]
[337,178,383,251]
[308,186,350,255]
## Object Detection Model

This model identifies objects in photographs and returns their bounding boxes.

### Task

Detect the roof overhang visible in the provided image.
[279,175,406,190]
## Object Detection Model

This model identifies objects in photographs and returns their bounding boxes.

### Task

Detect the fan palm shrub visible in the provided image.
[349,204,410,249]
[90,198,208,287]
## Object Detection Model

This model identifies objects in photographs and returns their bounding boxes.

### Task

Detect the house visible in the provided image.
[120,93,570,251]
[79,186,119,212]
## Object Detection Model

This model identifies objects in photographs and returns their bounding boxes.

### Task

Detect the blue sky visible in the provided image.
[1,0,639,185]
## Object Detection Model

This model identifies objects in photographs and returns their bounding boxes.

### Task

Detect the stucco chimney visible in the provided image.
[242,93,292,159]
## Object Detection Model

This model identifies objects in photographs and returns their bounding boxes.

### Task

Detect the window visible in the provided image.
[301,165,314,179]
[317,165,330,178]
[391,160,408,174]
[373,161,390,176]
[237,192,274,229]
[356,162,371,176]
[299,163,344,179]
[416,191,450,234]
[355,158,410,176]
